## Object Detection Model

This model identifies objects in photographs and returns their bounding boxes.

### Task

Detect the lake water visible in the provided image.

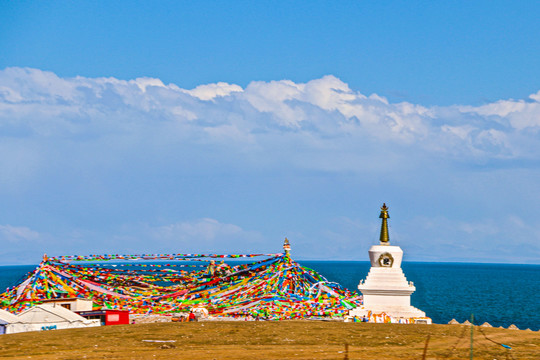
[1,261,538,330]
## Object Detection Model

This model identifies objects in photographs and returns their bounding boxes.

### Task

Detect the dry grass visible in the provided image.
[1,321,538,359]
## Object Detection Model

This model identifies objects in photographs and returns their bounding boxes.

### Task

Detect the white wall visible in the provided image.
[7,319,100,334]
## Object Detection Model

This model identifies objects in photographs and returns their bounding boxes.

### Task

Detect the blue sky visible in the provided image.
[1,2,539,264]
[3,1,540,105]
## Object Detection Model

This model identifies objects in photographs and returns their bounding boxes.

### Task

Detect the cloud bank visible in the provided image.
[1,67,539,264]
[3,67,540,168]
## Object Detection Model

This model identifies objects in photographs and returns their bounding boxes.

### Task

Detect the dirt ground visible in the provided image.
[1,321,538,359]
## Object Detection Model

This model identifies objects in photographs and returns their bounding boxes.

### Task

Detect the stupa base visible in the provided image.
[349,305,430,321]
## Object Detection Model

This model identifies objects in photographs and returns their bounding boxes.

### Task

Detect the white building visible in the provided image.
[7,305,100,333]
[0,309,19,334]
[350,204,430,323]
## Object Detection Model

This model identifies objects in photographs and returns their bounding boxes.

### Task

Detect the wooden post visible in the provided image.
[470,313,474,360]
[422,334,430,360]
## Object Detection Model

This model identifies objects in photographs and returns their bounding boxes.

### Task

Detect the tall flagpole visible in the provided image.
[470,313,474,360]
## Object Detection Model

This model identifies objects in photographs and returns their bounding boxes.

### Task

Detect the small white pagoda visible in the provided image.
[350,203,429,321]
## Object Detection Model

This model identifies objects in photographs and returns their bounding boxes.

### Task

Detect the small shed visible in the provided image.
[39,298,94,312]
[9,305,100,333]
[78,309,130,326]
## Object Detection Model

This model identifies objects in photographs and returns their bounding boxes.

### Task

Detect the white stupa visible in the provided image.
[350,204,429,321]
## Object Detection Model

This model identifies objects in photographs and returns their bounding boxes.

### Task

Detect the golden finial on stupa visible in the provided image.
[379,203,390,244]
[283,237,291,255]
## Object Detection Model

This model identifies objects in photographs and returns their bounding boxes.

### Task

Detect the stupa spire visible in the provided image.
[379,203,390,244]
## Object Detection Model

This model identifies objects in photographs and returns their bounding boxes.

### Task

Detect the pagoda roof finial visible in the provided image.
[283,237,291,255]
[379,203,390,244]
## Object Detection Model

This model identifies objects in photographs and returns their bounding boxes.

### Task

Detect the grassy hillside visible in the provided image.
[1,321,538,359]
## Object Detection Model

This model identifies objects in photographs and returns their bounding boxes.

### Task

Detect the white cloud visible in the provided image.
[152,218,244,241]
[529,90,540,102]
[459,97,540,130]
[131,77,167,92]
[125,219,268,254]
[186,82,243,101]
[396,215,540,264]
[243,79,306,127]
[0,224,40,243]
[441,124,475,140]
[2,67,539,167]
